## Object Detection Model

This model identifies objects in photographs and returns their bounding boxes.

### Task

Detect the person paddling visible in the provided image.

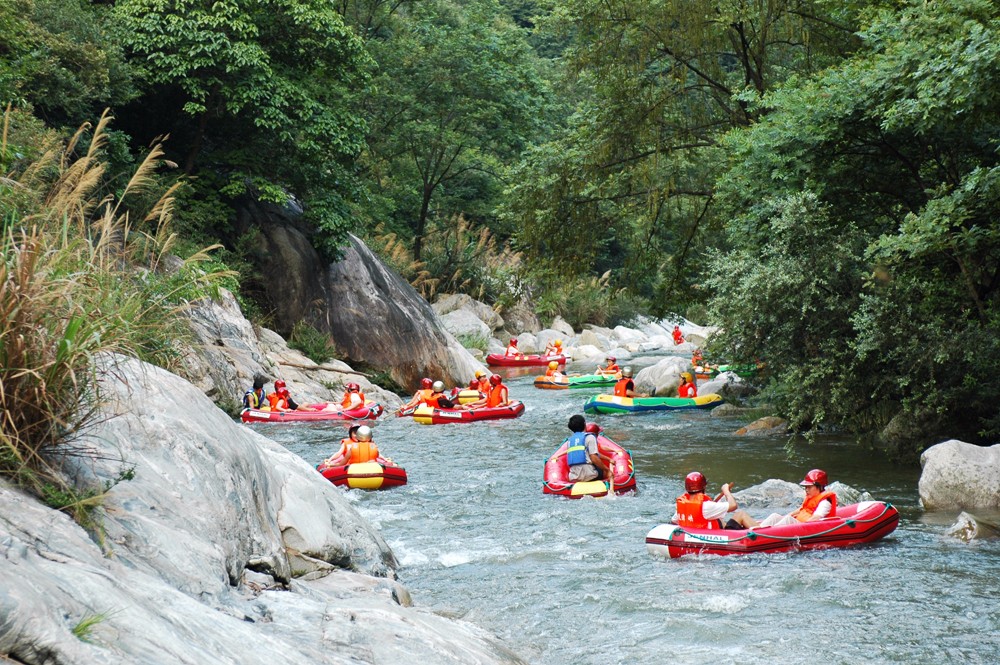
[672,472,756,530]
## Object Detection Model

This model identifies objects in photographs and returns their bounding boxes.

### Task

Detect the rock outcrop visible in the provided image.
[0,357,523,664]
[919,440,1000,511]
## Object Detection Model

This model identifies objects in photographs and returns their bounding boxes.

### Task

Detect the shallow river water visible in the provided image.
[257,358,1000,665]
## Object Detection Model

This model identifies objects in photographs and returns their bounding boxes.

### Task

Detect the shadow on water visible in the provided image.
[254,360,1000,665]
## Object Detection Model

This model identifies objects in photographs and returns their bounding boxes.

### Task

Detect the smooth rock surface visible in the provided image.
[919,440,1000,511]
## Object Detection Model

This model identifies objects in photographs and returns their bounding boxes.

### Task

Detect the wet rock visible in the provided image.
[550,316,575,336]
[919,440,1000,511]
[634,357,690,396]
[734,480,870,510]
[944,512,1000,542]
[735,416,789,437]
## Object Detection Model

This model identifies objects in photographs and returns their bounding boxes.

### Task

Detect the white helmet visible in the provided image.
[432,380,445,392]
[622,366,633,377]
[356,425,373,442]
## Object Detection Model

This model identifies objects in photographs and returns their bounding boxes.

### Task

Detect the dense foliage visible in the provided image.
[1,0,998,456]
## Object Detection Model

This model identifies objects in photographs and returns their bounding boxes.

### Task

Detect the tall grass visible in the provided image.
[0,108,229,496]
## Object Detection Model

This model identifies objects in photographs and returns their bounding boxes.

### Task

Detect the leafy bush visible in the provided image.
[533,270,646,330]
[456,332,490,352]
[0,108,228,496]
[288,320,337,364]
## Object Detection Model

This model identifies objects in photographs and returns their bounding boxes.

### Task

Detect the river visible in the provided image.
[261,358,1000,665]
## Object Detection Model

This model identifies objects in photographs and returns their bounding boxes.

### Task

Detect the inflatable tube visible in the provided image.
[534,375,569,390]
[584,393,722,414]
[693,364,719,380]
[454,389,483,404]
[646,501,899,558]
[317,460,407,490]
[486,353,567,367]
[241,403,384,423]
[412,401,525,425]
[567,374,619,389]
[543,434,636,498]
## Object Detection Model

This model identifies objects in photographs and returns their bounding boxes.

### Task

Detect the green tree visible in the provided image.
[356,0,549,260]
[110,0,372,253]
[709,0,1000,453]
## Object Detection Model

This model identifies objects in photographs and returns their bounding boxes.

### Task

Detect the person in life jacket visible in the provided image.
[319,425,382,468]
[505,338,522,357]
[751,469,838,528]
[267,379,303,411]
[340,382,366,410]
[691,348,704,366]
[672,471,757,530]
[564,414,610,482]
[400,378,435,413]
[428,381,456,408]
[544,360,564,378]
[466,374,509,409]
[472,369,490,393]
[595,356,620,376]
[678,372,698,398]
[613,367,638,397]
[672,325,685,345]
[243,375,268,410]
[544,338,563,356]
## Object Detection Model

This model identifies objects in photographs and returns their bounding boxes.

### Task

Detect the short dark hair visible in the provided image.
[568,414,586,432]
[253,375,267,390]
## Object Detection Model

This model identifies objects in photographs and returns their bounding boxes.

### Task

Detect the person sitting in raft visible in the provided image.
[678,372,698,398]
[543,338,563,356]
[614,366,640,397]
[427,381,457,408]
[472,368,490,393]
[672,325,685,345]
[544,360,564,378]
[399,377,435,413]
[243,375,268,410]
[319,425,383,468]
[595,356,620,376]
[564,414,611,482]
[691,348,704,366]
[504,337,523,357]
[672,471,757,530]
[339,382,366,410]
[745,469,837,528]
[465,373,509,409]
[267,379,305,411]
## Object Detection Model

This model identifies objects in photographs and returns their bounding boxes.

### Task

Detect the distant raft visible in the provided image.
[533,373,619,390]
[583,393,723,414]
[317,460,407,490]
[486,353,567,367]
[241,403,384,423]
[543,434,636,498]
[645,501,899,558]
[411,401,526,424]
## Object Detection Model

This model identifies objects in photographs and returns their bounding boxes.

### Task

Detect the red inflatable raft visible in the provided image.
[543,434,636,498]
[411,401,525,424]
[241,403,384,423]
[645,501,899,558]
[486,353,567,367]
[317,460,407,490]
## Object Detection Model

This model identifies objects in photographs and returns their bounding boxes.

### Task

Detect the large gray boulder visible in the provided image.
[433,294,505,332]
[634,357,690,396]
[234,198,482,390]
[0,356,523,664]
[919,440,1000,511]
[439,309,492,340]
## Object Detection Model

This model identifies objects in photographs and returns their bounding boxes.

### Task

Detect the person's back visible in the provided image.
[505,338,520,357]
[614,367,635,397]
[565,416,606,482]
[545,360,562,378]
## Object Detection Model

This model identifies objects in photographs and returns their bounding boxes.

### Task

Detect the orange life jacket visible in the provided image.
[675,493,722,530]
[416,388,435,405]
[347,440,379,464]
[486,384,507,407]
[476,378,489,392]
[546,367,561,377]
[341,391,366,409]
[267,392,288,410]
[796,490,838,522]
[678,381,697,398]
[604,363,620,373]
[614,377,633,397]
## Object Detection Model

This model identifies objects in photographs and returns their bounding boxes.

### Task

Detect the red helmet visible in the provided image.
[584,422,602,434]
[685,471,707,493]
[800,469,828,487]
[606,356,616,362]
[489,373,502,386]
[420,378,433,389]
[509,338,518,345]
[278,388,290,397]
[274,379,286,390]
[347,382,360,392]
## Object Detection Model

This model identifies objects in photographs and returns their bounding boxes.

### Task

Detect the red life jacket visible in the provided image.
[678,381,697,398]
[675,493,722,529]
[796,490,838,521]
[486,384,508,407]
[614,377,633,397]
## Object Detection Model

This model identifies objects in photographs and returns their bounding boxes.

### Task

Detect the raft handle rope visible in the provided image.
[673,503,896,544]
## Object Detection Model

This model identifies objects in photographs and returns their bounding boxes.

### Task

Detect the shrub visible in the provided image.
[288,320,337,364]
[0,108,228,497]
